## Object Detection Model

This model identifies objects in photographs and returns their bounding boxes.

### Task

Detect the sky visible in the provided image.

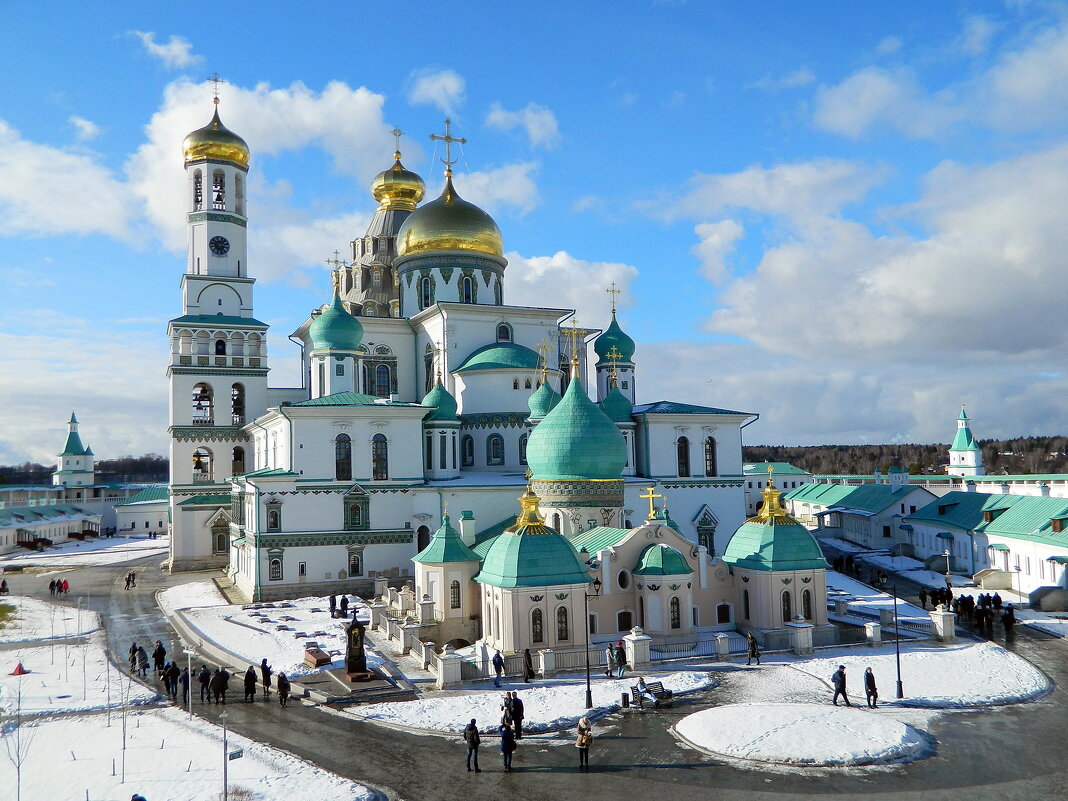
[2,1,1068,464]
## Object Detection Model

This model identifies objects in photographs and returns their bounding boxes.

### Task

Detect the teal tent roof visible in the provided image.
[455,342,540,373]
[632,543,693,576]
[59,430,87,457]
[527,381,561,420]
[170,314,268,328]
[722,517,828,572]
[116,486,170,506]
[593,313,635,363]
[950,424,980,452]
[309,295,363,352]
[599,385,633,423]
[413,514,479,563]
[526,375,627,480]
[475,523,591,589]
[421,382,458,423]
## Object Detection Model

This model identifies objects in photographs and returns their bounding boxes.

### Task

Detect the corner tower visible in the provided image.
[948,406,985,476]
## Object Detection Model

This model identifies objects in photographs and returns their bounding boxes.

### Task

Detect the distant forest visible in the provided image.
[744,436,1068,476]
[0,454,169,485]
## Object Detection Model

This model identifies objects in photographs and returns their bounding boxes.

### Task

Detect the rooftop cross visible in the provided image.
[605,345,622,387]
[561,319,583,368]
[639,486,663,519]
[208,72,226,104]
[606,282,621,315]
[429,118,467,178]
[390,127,404,159]
[435,340,443,380]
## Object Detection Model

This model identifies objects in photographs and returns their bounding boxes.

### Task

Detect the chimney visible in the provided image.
[459,510,476,545]
[1040,482,1051,498]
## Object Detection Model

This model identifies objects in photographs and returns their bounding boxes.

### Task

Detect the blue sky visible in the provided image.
[3,1,1068,464]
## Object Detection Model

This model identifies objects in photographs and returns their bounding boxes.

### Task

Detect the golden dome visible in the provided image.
[396,176,503,258]
[371,153,425,210]
[183,107,250,168]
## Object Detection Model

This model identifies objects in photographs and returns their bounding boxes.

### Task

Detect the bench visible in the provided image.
[630,681,672,709]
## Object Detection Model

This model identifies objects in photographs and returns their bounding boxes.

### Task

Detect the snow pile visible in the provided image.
[0,534,169,568]
[674,702,930,766]
[0,595,100,642]
[826,571,929,624]
[157,580,229,616]
[347,670,714,734]
[2,706,379,801]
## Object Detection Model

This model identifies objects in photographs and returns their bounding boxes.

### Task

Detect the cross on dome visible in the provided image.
[639,486,663,519]
[390,127,404,159]
[208,72,226,104]
[606,282,621,315]
[562,319,584,369]
[429,118,467,178]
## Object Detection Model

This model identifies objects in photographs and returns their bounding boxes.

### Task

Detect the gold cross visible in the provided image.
[639,486,662,519]
[435,340,443,380]
[326,251,344,270]
[535,338,552,379]
[208,72,226,104]
[606,282,621,315]
[561,319,584,367]
[390,127,404,158]
[605,345,622,386]
[429,118,467,177]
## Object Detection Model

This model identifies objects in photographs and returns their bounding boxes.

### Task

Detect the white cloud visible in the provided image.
[406,68,466,115]
[130,31,201,70]
[746,68,816,93]
[69,116,100,141]
[956,15,1000,56]
[485,102,560,148]
[504,251,639,327]
[448,163,540,216]
[0,120,132,238]
[692,220,744,283]
[875,36,902,55]
[981,18,1068,128]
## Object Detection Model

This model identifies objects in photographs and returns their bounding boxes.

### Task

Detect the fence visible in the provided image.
[554,646,604,671]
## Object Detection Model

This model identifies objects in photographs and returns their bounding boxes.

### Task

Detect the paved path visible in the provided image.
[10,558,1066,801]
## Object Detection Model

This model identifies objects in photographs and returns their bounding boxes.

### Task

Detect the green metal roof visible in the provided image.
[567,526,630,555]
[176,494,230,507]
[632,400,751,416]
[632,543,693,576]
[950,424,980,452]
[0,504,95,528]
[744,461,811,476]
[783,481,921,514]
[240,468,300,478]
[309,295,364,352]
[722,518,829,572]
[526,376,627,480]
[599,386,634,423]
[475,524,592,588]
[59,429,87,457]
[454,342,540,373]
[420,382,458,422]
[290,392,407,407]
[116,486,170,506]
[974,496,1068,548]
[413,514,480,563]
[527,381,561,420]
[170,314,268,328]
[904,491,1017,531]
[593,313,635,363]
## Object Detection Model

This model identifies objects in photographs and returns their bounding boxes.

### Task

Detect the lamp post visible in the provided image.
[1014,564,1023,600]
[220,711,229,801]
[942,549,952,592]
[183,648,196,718]
[892,585,904,699]
[583,576,602,709]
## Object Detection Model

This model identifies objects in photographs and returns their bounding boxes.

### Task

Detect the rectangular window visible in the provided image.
[298,561,307,577]
[882,525,892,538]
[439,432,447,470]
[335,363,344,376]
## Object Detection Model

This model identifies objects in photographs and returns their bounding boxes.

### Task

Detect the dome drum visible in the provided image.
[530,479,624,508]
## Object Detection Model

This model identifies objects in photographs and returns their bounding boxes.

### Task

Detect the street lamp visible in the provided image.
[220,711,229,801]
[583,576,603,709]
[942,549,952,592]
[892,585,904,699]
[1014,564,1023,600]
[183,648,196,718]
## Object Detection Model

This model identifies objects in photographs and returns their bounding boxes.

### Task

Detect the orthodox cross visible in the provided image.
[429,119,467,177]
[605,345,622,386]
[390,127,404,158]
[208,72,226,104]
[639,486,663,519]
[435,339,444,380]
[561,319,583,367]
[327,251,344,294]
[606,282,621,315]
[535,338,552,379]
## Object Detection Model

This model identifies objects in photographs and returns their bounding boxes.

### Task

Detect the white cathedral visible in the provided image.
[166,102,763,605]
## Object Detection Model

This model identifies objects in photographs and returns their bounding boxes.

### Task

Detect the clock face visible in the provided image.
[209,236,230,256]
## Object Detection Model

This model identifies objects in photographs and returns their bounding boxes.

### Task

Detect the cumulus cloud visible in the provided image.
[746,68,816,93]
[955,15,1000,56]
[130,31,201,69]
[692,220,744,283]
[407,68,466,115]
[875,36,902,55]
[448,163,540,216]
[69,115,100,141]
[504,251,639,327]
[485,102,560,148]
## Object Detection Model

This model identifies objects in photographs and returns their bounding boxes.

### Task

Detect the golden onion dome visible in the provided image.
[183,106,250,168]
[371,152,425,210]
[396,176,503,258]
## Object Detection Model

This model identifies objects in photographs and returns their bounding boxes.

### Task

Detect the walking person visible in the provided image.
[918,588,927,610]
[1002,604,1017,638]
[277,672,291,707]
[831,664,851,707]
[500,693,513,729]
[864,667,878,709]
[328,595,337,618]
[511,692,525,739]
[198,665,211,702]
[179,667,190,706]
[243,665,258,702]
[463,718,481,772]
[339,595,349,618]
[129,642,139,673]
[499,722,516,771]
[492,650,504,688]
[576,716,593,770]
[129,571,136,588]
[165,662,180,700]
[746,631,760,666]
[124,573,131,590]
[260,658,273,698]
[49,579,56,597]
[522,648,535,683]
[152,640,167,678]
[61,578,69,595]
[614,641,626,679]
[604,644,614,677]
[136,645,150,677]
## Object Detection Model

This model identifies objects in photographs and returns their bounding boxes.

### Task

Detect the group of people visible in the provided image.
[603,641,627,678]
[123,571,137,590]
[461,707,594,773]
[490,648,537,686]
[47,578,70,596]
[917,586,956,610]
[327,594,350,619]
[831,664,880,709]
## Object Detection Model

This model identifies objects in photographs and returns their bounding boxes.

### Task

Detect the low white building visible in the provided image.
[743,462,813,515]
[0,503,101,555]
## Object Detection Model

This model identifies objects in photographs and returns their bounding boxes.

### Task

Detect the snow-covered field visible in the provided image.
[0,634,158,715]
[675,702,930,766]
[346,670,715,734]
[826,571,929,624]
[0,534,169,569]
[0,595,100,642]
[3,707,379,801]
[161,583,379,677]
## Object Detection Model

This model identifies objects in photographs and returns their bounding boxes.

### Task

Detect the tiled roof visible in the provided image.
[115,486,170,506]
[632,400,752,416]
[567,526,630,555]
[743,461,811,476]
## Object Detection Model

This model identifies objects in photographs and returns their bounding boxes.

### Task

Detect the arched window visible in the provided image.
[717,603,731,624]
[524,378,532,389]
[513,379,520,390]
[372,269,382,288]
[372,433,389,480]
[424,346,435,394]
[416,525,431,551]
[461,435,474,467]
[781,591,792,623]
[531,608,544,643]
[676,437,690,477]
[617,610,633,632]
[449,579,462,609]
[552,513,561,530]
[215,339,226,356]
[212,519,228,554]
[638,596,645,628]
[212,170,225,209]
[192,383,214,424]
[518,433,528,465]
[375,364,392,398]
[231,384,245,425]
[232,446,245,476]
[487,434,505,466]
[269,558,282,581]
[704,437,718,477]
[192,169,203,210]
[192,448,213,482]
[335,434,352,481]
[234,174,245,216]
[266,504,281,531]
[670,596,681,629]
[349,553,363,576]
[420,277,432,309]
[556,606,569,641]
[496,323,511,342]
[802,589,812,621]
[461,276,474,303]
[743,590,750,620]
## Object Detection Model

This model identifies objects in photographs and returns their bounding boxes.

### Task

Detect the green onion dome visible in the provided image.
[309,294,363,352]
[593,312,635,364]
[632,543,693,576]
[527,381,561,420]
[721,479,829,571]
[421,381,458,423]
[526,373,627,480]
[599,385,633,423]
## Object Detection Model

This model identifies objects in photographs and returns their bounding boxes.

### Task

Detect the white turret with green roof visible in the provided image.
[420,371,461,480]
[948,406,985,477]
[54,412,96,487]
[593,289,636,405]
[308,274,365,399]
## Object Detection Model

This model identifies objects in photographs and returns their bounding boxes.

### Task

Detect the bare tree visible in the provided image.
[1,679,36,801]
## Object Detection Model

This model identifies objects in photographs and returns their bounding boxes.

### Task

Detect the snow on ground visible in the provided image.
[674,702,930,767]
[346,670,715,734]
[0,634,157,715]
[4,706,379,801]
[826,572,928,625]
[0,534,169,569]
[0,595,99,642]
[166,585,380,677]
[157,579,229,617]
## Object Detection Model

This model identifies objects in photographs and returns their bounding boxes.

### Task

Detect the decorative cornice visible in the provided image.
[169,367,269,377]
[657,478,744,489]
[459,412,529,430]
[170,426,250,443]
[252,530,413,548]
[187,211,248,228]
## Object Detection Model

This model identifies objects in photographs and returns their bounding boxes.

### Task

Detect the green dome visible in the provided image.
[632,543,693,576]
[721,519,828,572]
[527,381,561,420]
[413,514,479,564]
[526,375,627,480]
[421,382,458,423]
[600,385,633,423]
[455,342,540,372]
[309,295,363,352]
[594,313,635,364]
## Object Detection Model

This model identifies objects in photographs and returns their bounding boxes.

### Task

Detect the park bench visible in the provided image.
[630,681,672,708]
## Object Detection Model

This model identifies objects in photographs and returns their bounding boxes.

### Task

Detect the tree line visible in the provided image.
[0,454,169,485]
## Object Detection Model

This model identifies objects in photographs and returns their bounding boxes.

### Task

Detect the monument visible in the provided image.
[345,618,373,682]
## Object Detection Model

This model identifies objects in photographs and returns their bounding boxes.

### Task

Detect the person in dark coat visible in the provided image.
[499,723,516,771]
[918,588,927,610]
[1002,604,1017,637]
[746,631,760,666]
[276,672,291,707]
[198,665,211,702]
[864,667,878,708]
[49,579,57,597]
[339,596,349,618]
[511,692,525,739]
[129,642,139,673]
[993,592,1003,611]
[328,595,337,618]
[260,658,273,698]
[243,666,257,702]
[492,650,504,688]
[209,667,229,704]
[500,693,513,728]
[165,662,180,699]
[136,646,150,677]
[522,648,535,682]
[463,718,481,772]
[575,716,592,770]
[179,667,190,705]
[152,641,167,678]
[614,641,626,679]
[832,665,851,707]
